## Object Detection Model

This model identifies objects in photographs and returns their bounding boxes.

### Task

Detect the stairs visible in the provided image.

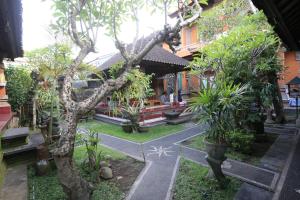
[1,127,44,165]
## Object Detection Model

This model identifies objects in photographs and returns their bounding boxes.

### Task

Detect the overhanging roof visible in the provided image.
[0,0,23,60]
[99,35,189,76]
[287,76,300,85]
[251,0,300,51]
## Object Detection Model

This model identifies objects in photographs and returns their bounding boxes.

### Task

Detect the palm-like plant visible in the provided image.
[121,103,141,133]
[190,81,248,144]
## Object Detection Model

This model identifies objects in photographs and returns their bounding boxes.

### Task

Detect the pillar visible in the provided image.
[174,72,178,103]
[0,61,11,115]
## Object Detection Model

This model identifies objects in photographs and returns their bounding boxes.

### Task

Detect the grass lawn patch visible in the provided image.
[182,133,278,165]
[173,159,241,200]
[79,120,184,143]
[28,145,144,200]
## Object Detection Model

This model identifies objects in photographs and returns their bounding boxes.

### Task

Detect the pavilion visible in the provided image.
[95,35,191,124]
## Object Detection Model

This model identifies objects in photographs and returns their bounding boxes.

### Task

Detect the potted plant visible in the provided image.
[121,103,141,133]
[189,81,247,187]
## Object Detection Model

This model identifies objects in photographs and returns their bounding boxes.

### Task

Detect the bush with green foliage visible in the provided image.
[191,11,284,127]
[5,66,33,112]
[226,130,255,154]
[189,80,248,144]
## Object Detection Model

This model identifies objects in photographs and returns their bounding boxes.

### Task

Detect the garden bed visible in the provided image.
[172,159,241,200]
[181,133,278,165]
[79,120,184,142]
[28,145,144,200]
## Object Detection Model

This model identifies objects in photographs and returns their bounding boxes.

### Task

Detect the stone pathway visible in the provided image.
[235,125,299,200]
[0,165,27,200]
[91,125,281,200]
[278,131,300,200]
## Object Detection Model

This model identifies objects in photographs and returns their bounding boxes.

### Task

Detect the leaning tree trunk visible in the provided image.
[53,111,93,200]
[268,72,286,123]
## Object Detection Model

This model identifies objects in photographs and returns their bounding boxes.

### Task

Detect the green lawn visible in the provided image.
[173,159,241,200]
[74,145,126,164]
[183,134,277,165]
[79,120,184,143]
[28,145,127,200]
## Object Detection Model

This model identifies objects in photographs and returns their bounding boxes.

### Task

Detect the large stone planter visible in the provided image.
[164,111,181,120]
[204,139,228,188]
[121,122,133,133]
[138,125,149,133]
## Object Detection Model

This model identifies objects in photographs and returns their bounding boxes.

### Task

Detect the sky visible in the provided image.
[22,0,173,62]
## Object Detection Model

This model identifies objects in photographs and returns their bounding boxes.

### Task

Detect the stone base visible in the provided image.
[0,101,11,114]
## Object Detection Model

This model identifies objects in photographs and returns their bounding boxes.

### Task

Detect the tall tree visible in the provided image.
[190,12,285,130]
[49,0,206,199]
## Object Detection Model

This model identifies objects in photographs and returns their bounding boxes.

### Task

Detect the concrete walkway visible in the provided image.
[0,165,27,200]
[92,124,281,200]
[277,131,300,200]
[235,125,299,200]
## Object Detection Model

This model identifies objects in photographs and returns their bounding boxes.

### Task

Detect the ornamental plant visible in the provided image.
[189,80,248,144]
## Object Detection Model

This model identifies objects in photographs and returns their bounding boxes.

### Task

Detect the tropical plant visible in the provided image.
[48,0,205,198]
[112,69,154,107]
[76,129,103,183]
[5,66,33,125]
[226,129,255,154]
[189,81,248,144]
[197,0,250,42]
[190,11,285,128]
[121,103,141,133]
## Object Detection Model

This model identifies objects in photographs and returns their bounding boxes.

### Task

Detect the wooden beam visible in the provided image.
[255,0,300,50]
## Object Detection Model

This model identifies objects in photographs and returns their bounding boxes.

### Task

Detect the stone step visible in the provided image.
[3,133,44,165]
[1,127,30,149]
[2,127,29,140]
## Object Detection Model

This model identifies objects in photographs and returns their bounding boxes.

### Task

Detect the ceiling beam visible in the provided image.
[252,0,300,50]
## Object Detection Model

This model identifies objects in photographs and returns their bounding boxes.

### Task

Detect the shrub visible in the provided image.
[5,66,33,112]
[227,130,255,154]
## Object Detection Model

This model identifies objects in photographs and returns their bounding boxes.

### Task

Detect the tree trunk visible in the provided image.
[54,156,92,200]
[53,111,93,200]
[268,72,286,123]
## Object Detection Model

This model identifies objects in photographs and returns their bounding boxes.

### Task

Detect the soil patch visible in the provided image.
[110,157,145,193]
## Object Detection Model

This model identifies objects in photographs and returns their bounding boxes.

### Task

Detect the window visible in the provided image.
[185,28,192,46]
[296,52,300,61]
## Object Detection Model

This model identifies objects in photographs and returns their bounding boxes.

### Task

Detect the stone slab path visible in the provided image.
[88,124,281,200]
[0,165,27,200]
[278,132,300,200]
[235,125,299,200]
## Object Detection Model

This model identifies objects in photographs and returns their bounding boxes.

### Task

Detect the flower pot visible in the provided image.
[204,139,229,188]
[121,123,133,133]
[138,125,149,133]
[204,140,227,161]
[164,111,181,120]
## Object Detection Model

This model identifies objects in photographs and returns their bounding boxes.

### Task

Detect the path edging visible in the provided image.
[272,128,300,200]
[126,161,153,200]
[165,156,181,200]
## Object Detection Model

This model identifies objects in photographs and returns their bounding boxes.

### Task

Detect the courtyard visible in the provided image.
[1,0,300,200]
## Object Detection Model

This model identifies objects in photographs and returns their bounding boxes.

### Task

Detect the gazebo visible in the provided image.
[95,36,191,124]
[99,35,189,103]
